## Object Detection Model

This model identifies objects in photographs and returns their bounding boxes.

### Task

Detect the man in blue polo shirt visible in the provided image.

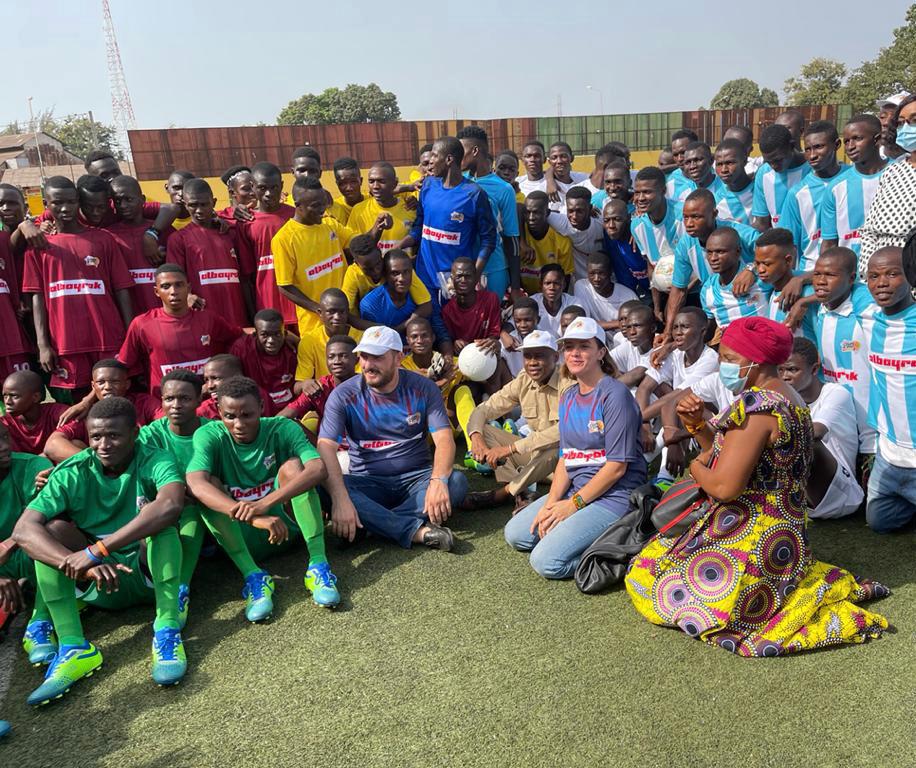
[457,125,520,300]
[317,325,468,551]
[397,137,497,307]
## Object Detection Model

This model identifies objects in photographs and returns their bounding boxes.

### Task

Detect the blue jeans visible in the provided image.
[866,452,916,533]
[504,489,630,579]
[344,468,468,548]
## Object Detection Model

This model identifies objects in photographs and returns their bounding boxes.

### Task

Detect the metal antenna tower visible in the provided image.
[101,0,136,158]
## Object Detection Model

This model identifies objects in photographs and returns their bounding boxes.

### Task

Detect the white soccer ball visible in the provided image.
[651,253,675,292]
[458,342,498,382]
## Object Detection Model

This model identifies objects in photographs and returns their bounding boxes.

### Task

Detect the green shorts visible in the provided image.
[0,549,35,582]
[239,507,301,562]
[77,547,155,611]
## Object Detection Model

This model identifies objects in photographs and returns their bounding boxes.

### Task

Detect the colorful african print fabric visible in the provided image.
[625,387,889,656]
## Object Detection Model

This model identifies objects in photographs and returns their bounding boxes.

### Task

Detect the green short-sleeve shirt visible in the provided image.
[28,444,183,538]
[0,453,53,539]
[139,417,211,474]
[186,417,318,505]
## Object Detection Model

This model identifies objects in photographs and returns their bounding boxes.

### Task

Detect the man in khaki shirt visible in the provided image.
[460,330,572,513]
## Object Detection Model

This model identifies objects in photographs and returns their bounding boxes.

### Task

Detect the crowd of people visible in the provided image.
[0,93,914,721]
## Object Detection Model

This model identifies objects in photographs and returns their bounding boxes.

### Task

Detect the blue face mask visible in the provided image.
[895,124,916,152]
[719,361,756,393]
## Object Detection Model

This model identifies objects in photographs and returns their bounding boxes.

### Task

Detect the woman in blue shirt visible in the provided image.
[505,316,646,578]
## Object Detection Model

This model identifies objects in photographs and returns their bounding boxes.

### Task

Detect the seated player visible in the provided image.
[317,326,468,551]
[751,124,810,231]
[461,330,570,513]
[359,250,429,336]
[713,138,755,224]
[1,371,68,455]
[601,198,649,298]
[13,398,187,704]
[520,191,573,295]
[573,252,638,336]
[401,317,462,426]
[778,339,862,519]
[167,178,253,328]
[754,227,819,341]
[559,305,587,338]
[501,298,541,377]
[296,288,363,385]
[22,176,135,398]
[0,422,56,665]
[296,335,360,447]
[45,359,161,463]
[348,162,415,253]
[230,309,299,416]
[185,377,340,607]
[118,264,243,396]
[531,263,573,338]
[611,303,670,391]
[546,186,605,280]
[700,227,770,333]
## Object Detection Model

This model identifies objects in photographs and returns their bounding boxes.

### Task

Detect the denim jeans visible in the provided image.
[866,452,916,533]
[344,468,468,548]
[504,489,630,579]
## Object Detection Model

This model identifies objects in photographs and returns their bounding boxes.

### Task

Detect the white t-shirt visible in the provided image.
[611,340,673,394]
[550,172,590,214]
[809,382,859,474]
[573,280,638,326]
[501,331,524,377]
[546,213,606,281]
[531,292,573,339]
[690,371,736,414]
[517,175,547,198]
[646,345,719,390]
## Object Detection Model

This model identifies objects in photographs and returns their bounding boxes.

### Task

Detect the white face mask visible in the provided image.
[895,123,916,152]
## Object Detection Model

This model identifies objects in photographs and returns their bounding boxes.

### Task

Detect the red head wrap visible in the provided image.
[720,316,794,365]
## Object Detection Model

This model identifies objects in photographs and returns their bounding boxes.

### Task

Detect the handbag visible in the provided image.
[650,478,710,537]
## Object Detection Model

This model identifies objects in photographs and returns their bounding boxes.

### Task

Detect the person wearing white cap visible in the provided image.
[459,329,573,514]
[504,317,647,579]
[877,92,911,161]
[316,325,468,551]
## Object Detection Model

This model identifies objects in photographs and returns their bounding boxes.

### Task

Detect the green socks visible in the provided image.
[290,490,327,567]
[147,528,182,631]
[178,507,205,586]
[33,560,84,647]
[199,508,261,578]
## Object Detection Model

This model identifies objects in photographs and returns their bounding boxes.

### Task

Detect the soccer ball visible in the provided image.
[458,343,497,382]
[651,253,675,292]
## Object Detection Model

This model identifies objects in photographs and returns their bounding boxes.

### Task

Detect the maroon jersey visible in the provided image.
[0,403,69,454]
[22,229,134,355]
[0,232,31,358]
[36,201,162,230]
[441,290,501,343]
[237,206,298,326]
[229,333,297,415]
[118,307,242,395]
[106,220,170,314]
[167,222,248,327]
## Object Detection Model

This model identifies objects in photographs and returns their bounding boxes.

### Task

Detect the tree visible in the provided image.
[3,111,120,158]
[784,58,848,105]
[277,83,401,125]
[843,3,916,111]
[709,78,779,109]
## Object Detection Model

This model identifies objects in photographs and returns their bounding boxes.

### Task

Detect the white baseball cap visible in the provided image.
[876,91,911,110]
[560,316,605,344]
[353,326,403,356]
[519,329,558,351]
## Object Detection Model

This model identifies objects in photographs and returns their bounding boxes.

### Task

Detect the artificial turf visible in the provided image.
[0,469,913,768]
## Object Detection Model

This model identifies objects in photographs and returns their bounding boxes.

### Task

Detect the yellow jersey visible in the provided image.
[172,215,192,231]
[272,217,353,336]
[295,325,363,380]
[348,196,415,254]
[522,228,573,295]
[401,353,463,404]
[341,263,431,314]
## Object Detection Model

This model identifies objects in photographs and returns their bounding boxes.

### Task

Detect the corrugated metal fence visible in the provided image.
[128,105,853,180]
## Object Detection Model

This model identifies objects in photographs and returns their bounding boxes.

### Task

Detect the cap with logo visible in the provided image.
[353,326,403,356]
[518,329,558,351]
[560,316,606,344]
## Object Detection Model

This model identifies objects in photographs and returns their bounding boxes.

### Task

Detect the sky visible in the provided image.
[5,0,914,131]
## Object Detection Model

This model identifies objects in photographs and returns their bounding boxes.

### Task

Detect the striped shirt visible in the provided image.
[715,181,754,225]
[865,301,916,455]
[665,168,694,202]
[819,163,888,261]
[751,161,811,222]
[631,201,684,266]
[765,271,819,342]
[700,272,770,329]
[672,219,758,290]
[815,282,876,452]
[779,166,846,271]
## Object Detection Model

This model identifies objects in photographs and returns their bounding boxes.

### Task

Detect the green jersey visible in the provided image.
[0,453,53,539]
[186,417,318,506]
[28,443,182,538]
[139,417,211,474]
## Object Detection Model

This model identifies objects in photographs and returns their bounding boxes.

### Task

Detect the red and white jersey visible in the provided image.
[229,333,297,415]
[0,231,31,358]
[237,206,298,326]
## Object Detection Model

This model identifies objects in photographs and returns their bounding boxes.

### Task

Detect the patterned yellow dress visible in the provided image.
[625,388,889,656]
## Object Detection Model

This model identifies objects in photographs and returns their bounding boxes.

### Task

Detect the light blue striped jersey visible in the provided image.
[751,161,811,222]
[818,163,889,258]
[815,282,876,451]
[779,166,847,271]
[764,270,819,342]
[715,180,754,225]
[865,301,916,450]
[672,219,758,290]
[665,168,694,202]
[631,200,684,266]
[700,271,771,329]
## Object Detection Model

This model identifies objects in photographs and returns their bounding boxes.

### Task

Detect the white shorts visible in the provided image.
[810,459,864,519]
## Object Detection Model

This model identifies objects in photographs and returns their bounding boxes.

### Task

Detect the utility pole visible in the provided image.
[27,97,45,183]
[102,0,137,158]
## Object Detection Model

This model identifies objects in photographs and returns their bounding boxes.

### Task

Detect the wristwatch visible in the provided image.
[743,262,757,274]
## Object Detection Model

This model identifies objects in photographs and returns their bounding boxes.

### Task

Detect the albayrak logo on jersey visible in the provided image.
[563,448,607,467]
[358,438,400,451]
[868,352,916,373]
[160,357,209,375]
[199,268,239,285]
[421,225,461,245]
[306,252,344,281]
[129,268,156,284]
[229,480,273,502]
[258,255,275,272]
[48,279,106,299]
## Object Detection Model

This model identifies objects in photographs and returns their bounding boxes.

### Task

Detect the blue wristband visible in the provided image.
[84,546,103,565]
